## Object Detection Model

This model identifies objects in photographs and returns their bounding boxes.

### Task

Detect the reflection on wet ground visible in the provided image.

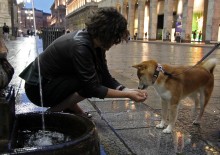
[100,41,220,154]
[6,37,220,154]
[92,99,219,155]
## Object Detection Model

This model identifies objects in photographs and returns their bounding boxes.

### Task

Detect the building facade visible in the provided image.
[0,0,18,38]
[65,0,220,43]
[50,0,66,27]
[18,8,51,36]
[43,12,52,28]
[65,0,100,32]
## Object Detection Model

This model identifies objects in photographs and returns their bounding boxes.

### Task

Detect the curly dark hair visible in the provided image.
[85,7,129,50]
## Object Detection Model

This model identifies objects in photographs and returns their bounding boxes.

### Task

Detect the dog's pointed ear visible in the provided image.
[132,64,142,69]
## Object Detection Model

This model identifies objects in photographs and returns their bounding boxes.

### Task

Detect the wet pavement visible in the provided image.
[4,37,220,155]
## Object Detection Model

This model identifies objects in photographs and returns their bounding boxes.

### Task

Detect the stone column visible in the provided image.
[163,0,174,41]
[202,0,208,42]
[0,0,11,38]
[149,0,158,40]
[120,0,127,20]
[181,0,194,42]
[205,0,220,42]
[127,0,136,39]
[137,0,145,40]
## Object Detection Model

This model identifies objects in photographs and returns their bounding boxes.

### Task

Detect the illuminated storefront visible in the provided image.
[65,0,220,43]
[191,0,204,41]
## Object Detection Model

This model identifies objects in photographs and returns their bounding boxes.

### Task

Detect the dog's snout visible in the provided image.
[138,85,147,90]
[138,86,143,89]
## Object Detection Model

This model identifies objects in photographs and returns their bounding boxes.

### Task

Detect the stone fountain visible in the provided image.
[0,86,100,155]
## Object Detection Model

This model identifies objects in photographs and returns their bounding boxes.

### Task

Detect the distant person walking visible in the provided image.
[27,29,30,36]
[2,23,9,41]
[134,33,137,40]
[193,30,197,41]
[145,32,147,39]
[198,31,202,41]
[174,31,176,41]
[166,31,170,40]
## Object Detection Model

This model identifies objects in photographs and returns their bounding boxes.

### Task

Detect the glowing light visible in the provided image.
[17,0,24,4]
[177,0,183,15]
[17,0,31,4]
[157,2,161,14]
[144,5,149,39]
[125,102,129,109]
[175,131,184,154]
[145,111,151,119]
[193,0,204,12]
[192,143,196,148]
[197,16,203,32]
[130,104,136,110]
[130,101,134,104]
[205,146,209,150]
[154,114,159,117]
[218,26,220,42]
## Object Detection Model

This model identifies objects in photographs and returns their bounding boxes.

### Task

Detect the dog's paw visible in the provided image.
[156,124,165,129]
[162,128,172,134]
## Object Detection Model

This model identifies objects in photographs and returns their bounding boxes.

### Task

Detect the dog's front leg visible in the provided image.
[190,93,199,119]
[156,99,168,129]
[163,101,179,134]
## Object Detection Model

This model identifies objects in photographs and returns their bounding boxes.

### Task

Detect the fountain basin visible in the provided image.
[9,112,100,155]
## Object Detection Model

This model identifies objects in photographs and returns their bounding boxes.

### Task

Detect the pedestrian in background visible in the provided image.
[19,7,148,118]
[2,23,9,41]
[198,31,202,41]
[145,32,147,39]
[193,30,197,41]
[166,31,170,40]
[27,29,30,36]
[134,33,137,40]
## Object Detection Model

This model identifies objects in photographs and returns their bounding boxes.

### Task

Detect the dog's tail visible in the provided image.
[201,58,217,74]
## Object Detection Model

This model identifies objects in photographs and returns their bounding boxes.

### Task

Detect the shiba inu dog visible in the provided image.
[133,58,217,133]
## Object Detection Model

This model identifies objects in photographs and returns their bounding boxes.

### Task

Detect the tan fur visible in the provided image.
[133,58,217,133]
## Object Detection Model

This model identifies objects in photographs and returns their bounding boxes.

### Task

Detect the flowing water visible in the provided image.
[16,130,73,147]
[34,36,46,139]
